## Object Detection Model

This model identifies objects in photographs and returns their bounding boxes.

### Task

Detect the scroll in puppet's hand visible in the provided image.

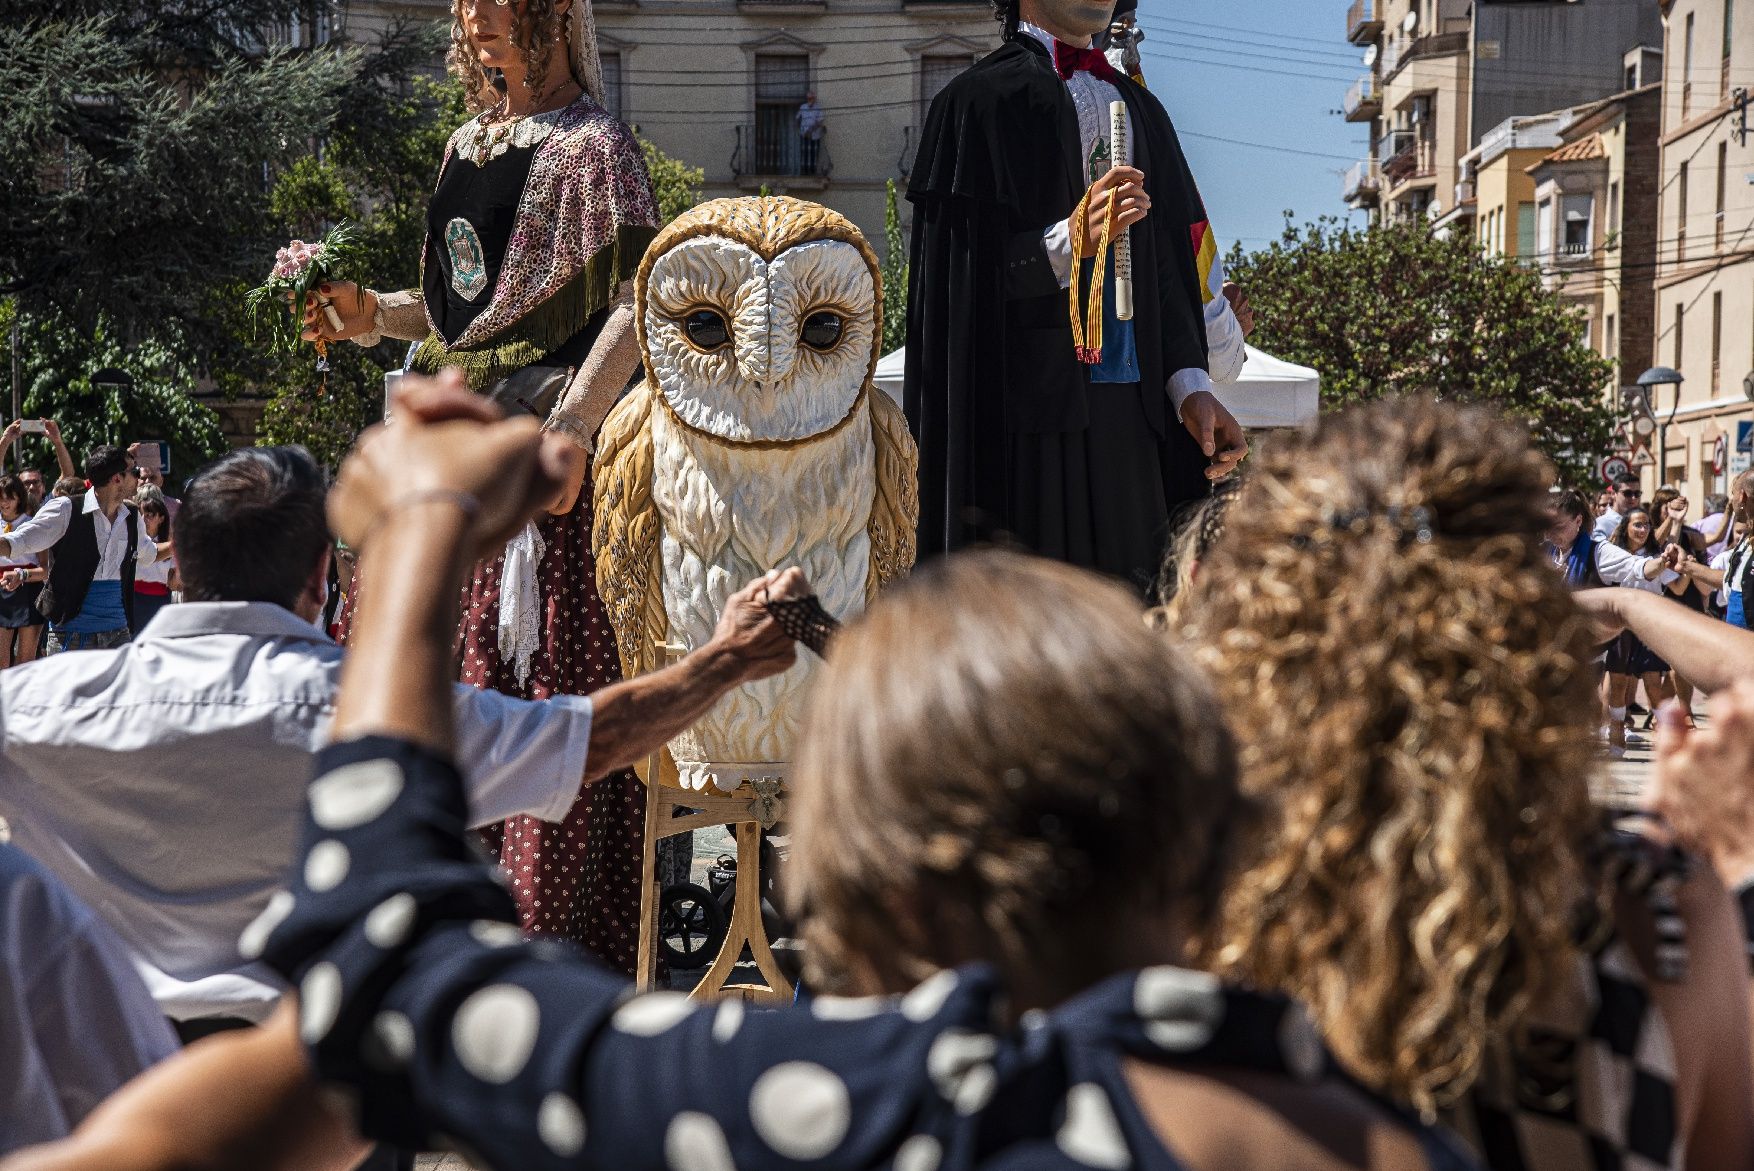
[1180,391,1248,482]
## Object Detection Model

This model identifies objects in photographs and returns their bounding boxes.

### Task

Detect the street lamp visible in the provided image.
[1638,366,1684,488]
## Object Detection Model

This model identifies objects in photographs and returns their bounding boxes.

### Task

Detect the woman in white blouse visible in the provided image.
[0,475,45,667]
[131,488,177,633]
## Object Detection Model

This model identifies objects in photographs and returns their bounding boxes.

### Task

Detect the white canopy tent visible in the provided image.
[871,344,1321,430]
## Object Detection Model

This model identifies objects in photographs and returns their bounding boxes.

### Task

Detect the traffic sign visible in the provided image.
[1599,455,1631,484]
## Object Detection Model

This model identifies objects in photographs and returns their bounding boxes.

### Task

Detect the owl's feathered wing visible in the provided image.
[864,385,920,599]
[591,381,666,683]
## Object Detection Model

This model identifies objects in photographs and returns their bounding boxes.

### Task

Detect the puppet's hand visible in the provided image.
[1222,282,1255,336]
[1081,166,1150,253]
[1180,391,1247,482]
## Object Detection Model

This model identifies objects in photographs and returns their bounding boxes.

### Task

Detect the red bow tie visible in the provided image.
[1053,40,1123,85]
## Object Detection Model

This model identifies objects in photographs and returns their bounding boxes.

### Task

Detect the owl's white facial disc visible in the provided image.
[643,236,875,443]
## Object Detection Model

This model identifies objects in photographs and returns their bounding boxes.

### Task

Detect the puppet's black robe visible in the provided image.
[902,34,1215,593]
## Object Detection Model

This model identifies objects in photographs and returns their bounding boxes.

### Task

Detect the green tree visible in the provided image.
[880,179,908,355]
[0,300,227,484]
[0,7,445,466]
[1226,216,1615,486]
[641,136,706,225]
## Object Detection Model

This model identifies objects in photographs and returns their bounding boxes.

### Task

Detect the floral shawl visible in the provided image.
[409,93,660,389]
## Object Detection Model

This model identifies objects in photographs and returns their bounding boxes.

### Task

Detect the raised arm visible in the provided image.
[1576,587,1754,694]
[0,494,72,560]
[43,420,74,481]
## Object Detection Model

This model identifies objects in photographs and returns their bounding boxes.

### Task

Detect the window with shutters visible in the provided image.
[754,53,810,175]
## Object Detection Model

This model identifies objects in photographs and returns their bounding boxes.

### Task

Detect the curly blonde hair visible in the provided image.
[1179,397,1604,1117]
[790,550,1249,1000]
[449,0,569,114]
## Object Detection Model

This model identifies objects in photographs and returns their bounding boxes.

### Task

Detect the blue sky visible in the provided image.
[1139,1,1371,256]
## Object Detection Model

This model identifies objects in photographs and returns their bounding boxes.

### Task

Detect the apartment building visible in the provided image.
[338,0,998,247]
[1343,0,1661,227]
[1650,0,1754,495]
[1524,85,1663,397]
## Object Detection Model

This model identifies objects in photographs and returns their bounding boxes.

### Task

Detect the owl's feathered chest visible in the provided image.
[649,402,876,570]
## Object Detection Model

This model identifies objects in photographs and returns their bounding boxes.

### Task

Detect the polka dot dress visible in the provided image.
[256,736,1478,1171]
[455,479,646,974]
[337,475,647,975]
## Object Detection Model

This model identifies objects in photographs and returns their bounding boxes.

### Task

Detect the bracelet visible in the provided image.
[358,489,481,550]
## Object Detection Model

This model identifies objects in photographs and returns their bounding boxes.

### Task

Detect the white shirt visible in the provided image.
[2,489,157,578]
[1717,540,1754,607]
[0,844,178,1149]
[0,514,37,570]
[0,601,594,1021]
[1021,21,1223,409]
[1594,508,1627,542]
[1594,540,1678,594]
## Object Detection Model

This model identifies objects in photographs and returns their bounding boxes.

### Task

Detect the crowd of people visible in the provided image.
[0,385,1749,1171]
[1546,472,1754,754]
[0,425,181,665]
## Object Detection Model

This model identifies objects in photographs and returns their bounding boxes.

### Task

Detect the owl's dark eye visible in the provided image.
[800,311,844,351]
[682,309,730,351]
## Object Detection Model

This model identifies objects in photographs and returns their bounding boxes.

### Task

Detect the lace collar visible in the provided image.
[453,102,573,166]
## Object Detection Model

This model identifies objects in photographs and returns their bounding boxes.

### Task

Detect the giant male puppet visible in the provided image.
[904,0,1248,592]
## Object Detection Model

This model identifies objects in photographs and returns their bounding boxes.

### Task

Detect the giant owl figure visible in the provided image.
[593,196,918,794]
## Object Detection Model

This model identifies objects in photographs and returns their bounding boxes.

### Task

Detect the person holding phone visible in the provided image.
[0,473,45,667]
[3,420,76,514]
[0,446,167,653]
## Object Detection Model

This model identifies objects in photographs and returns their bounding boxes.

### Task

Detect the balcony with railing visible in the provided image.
[1379,129,1435,188]
[731,122,833,188]
[1343,73,1381,122]
[1346,0,1382,45]
[1343,159,1381,206]
[1381,30,1470,84]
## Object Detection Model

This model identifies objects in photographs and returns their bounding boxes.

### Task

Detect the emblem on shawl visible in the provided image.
[445,218,490,301]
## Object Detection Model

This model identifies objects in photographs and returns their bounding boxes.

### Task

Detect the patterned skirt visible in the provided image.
[456,480,648,976]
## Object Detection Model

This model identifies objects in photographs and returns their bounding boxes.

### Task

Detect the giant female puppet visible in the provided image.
[904,0,1249,595]
[305,0,659,972]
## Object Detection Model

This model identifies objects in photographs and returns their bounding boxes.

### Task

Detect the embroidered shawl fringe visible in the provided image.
[410,223,657,391]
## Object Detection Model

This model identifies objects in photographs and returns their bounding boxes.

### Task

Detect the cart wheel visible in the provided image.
[659,882,729,970]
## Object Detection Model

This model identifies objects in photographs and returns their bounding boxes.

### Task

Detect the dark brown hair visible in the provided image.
[0,475,29,517]
[790,549,1248,999]
[174,448,328,610]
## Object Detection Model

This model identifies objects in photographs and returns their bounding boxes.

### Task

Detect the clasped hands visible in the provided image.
[332,370,802,683]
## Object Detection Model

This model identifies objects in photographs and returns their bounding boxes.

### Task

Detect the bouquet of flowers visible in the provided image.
[244,222,362,381]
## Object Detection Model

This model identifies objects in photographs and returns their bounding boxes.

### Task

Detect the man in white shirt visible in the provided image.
[0,844,178,1151]
[0,444,168,653]
[0,445,799,1032]
[1594,475,1643,541]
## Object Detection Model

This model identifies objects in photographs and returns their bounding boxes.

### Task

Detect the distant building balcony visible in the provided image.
[1343,73,1381,122]
[1380,129,1435,187]
[1381,31,1469,84]
[1346,0,1382,45]
[732,122,833,188]
[1343,159,1381,206]
[1379,128,1416,172]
